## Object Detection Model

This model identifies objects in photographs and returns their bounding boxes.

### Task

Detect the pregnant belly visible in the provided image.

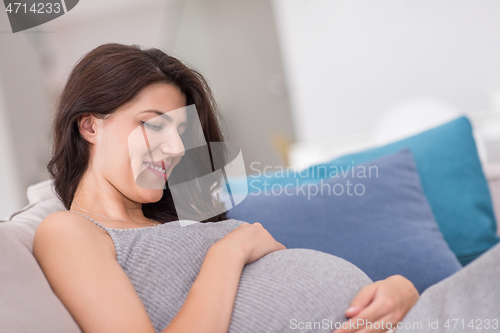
[126,219,372,333]
[229,248,372,333]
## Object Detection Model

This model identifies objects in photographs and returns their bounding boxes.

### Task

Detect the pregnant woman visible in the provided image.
[33,43,420,333]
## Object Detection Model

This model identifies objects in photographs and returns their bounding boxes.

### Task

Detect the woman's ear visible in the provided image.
[78,114,98,144]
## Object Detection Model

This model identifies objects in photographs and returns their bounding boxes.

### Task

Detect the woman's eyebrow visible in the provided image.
[140,109,187,126]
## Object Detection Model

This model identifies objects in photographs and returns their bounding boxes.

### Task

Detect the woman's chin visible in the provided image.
[135,170,167,190]
[139,188,165,203]
[133,169,170,202]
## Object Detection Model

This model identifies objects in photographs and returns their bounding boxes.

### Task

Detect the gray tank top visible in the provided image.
[73,212,371,333]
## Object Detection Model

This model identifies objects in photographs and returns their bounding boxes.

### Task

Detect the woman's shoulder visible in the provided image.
[38,210,99,233]
[42,210,78,221]
[34,211,112,257]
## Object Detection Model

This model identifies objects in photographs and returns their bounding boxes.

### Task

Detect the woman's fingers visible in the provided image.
[334,295,395,333]
[219,221,286,265]
[334,275,418,333]
[349,313,398,333]
[333,311,397,333]
[348,300,401,333]
[345,283,379,318]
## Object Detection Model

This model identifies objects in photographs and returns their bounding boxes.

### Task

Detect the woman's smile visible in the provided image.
[143,160,171,180]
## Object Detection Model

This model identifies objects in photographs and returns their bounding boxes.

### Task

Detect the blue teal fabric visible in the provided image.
[227,150,462,293]
[227,116,499,265]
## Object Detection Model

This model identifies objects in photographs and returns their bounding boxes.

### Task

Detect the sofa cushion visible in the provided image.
[0,228,81,333]
[227,149,463,293]
[230,116,499,265]
[0,180,66,252]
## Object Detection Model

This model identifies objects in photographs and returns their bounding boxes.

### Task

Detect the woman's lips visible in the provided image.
[143,161,171,181]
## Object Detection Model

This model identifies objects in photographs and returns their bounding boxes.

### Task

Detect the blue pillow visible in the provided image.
[227,149,462,293]
[229,116,499,265]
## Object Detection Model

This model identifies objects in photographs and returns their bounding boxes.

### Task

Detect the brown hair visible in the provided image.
[47,43,227,223]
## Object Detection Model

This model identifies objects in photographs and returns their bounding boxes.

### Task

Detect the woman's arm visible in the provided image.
[166,222,286,333]
[162,237,244,333]
[164,241,244,332]
[34,213,284,333]
[34,211,157,333]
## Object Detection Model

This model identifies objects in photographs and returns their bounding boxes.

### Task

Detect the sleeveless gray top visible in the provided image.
[75,212,371,333]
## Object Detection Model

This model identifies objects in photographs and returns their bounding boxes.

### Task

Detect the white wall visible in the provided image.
[43,0,294,175]
[0,12,54,214]
[0,0,294,215]
[171,0,294,173]
[0,78,23,218]
[273,0,500,143]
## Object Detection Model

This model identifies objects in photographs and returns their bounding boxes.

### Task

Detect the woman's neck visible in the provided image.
[71,169,149,224]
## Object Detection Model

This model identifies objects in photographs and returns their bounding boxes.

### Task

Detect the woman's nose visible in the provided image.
[159,131,185,157]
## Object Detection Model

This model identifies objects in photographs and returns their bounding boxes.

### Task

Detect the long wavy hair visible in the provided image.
[47,43,228,223]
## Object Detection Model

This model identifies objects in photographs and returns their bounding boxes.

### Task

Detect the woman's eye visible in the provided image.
[178,126,187,138]
[141,121,163,131]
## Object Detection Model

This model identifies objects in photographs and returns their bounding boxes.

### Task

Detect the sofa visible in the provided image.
[1,116,500,332]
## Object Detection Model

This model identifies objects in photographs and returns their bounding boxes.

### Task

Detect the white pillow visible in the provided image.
[0,180,66,252]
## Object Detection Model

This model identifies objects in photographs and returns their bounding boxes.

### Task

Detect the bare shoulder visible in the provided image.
[33,211,155,333]
[34,210,114,261]
[37,210,95,230]
[38,210,97,229]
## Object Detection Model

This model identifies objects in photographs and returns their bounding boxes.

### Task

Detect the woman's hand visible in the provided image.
[168,222,285,333]
[333,275,419,333]
[213,222,287,265]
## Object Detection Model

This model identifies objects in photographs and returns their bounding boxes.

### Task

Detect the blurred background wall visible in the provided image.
[273,0,500,170]
[1,0,500,218]
[0,0,294,217]
[273,0,500,144]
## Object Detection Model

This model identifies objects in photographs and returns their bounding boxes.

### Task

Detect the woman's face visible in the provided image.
[90,82,187,203]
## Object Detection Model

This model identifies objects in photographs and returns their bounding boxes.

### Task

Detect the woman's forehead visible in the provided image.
[139,108,188,123]
[116,99,187,121]
[135,82,185,105]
